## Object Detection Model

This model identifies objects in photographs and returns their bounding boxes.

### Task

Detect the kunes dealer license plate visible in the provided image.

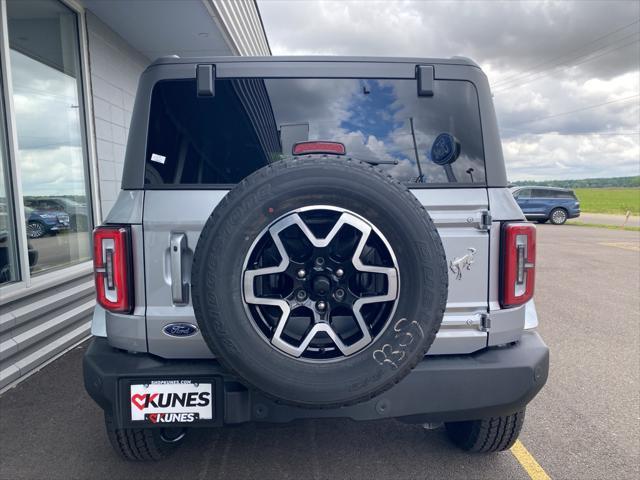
[130,380,213,424]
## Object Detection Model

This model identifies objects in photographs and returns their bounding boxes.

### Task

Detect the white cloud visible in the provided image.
[10,49,88,196]
[18,145,87,196]
[259,0,640,181]
[503,133,639,180]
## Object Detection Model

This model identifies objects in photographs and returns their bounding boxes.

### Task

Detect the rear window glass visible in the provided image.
[530,189,575,198]
[554,190,576,199]
[145,78,486,187]
[531,189,550,198]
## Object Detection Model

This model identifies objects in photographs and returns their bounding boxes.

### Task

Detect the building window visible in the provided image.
[0,76,19,285]
[6,0,92,276]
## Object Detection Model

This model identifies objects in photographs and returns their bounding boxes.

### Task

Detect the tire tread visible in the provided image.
[104,414,179,461]
[445,409,525,453]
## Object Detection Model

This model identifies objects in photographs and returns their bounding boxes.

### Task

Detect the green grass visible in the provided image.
[574,188,640,215]
[566,221,640,232]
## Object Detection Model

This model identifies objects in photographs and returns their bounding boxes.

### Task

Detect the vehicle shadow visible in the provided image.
[175,418,527,480]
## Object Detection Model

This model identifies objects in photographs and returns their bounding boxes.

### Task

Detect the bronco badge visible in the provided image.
[449,248,476,280]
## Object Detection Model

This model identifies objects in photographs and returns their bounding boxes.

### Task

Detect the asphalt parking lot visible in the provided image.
[29,232,91,274]
[1,224,638,480]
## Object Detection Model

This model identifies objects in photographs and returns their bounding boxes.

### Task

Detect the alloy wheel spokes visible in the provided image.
[243,208,399,360]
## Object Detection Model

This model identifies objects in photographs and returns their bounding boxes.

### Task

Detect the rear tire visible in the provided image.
[104,414,186,461]
[445,410,525,453]
[549,208,567,225]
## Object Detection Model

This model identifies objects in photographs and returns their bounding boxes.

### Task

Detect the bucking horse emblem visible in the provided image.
[449,248,476,280]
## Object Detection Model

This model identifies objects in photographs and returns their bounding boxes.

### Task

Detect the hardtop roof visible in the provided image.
[149,55,480,69]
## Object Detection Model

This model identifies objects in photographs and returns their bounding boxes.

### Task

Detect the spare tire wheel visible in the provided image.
[191,158,448,408]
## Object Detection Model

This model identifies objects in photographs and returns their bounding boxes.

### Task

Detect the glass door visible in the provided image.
[6,0,93,275]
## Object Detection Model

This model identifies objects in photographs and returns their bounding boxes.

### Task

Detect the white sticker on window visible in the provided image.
[150,153,166,164]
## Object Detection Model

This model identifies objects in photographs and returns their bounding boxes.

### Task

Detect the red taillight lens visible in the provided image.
[292,141,346,156]
[501,222,536,308]
[93,226,132,313]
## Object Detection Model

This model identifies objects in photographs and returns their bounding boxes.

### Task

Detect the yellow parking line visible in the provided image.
[598,242,640,252]
[511,440,551,480]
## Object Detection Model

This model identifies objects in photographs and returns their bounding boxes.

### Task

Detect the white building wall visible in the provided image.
[85,12,150,217]
[206,0,271,56]
[0,0,271,392]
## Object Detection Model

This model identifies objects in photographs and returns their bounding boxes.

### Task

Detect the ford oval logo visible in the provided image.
[162,323,198,337]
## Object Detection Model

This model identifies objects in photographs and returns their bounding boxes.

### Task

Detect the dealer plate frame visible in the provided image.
[117,376,223,429]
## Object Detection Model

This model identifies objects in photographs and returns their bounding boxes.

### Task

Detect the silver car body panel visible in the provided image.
[524,300,539,330]
[487,187,526,222]
[96,192,148,351]
[91,186,530,357]
[90,305,107,337]
[139,188,503,359]
[105,190,144,224]
[485,188,529,345]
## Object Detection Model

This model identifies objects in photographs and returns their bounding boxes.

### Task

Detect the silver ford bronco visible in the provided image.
[83,56,549,461]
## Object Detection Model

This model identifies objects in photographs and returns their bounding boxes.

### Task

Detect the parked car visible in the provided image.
[0,202,39,283]
[0,229,38,283]
[84,56,548,461]
[0,229,14,283]
[511,186,581,225]
[24,206,70,238]
[24,197,89,232]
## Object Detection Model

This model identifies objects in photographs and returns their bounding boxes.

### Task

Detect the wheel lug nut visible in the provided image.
[315,257,325,267]
[316,300,326,311]
[334,288,345,301]
[335,268,344,278]
[297,269,306,279]
[296,290,307,301]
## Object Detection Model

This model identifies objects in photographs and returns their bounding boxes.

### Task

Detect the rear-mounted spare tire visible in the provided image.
[191,158,448,408]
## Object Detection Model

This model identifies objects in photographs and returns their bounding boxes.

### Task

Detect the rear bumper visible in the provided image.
[84,331,549,428]
[46,223,70,232]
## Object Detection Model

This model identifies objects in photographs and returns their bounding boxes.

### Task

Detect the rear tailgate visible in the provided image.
[143,188,490,358]
[413,188,490,354]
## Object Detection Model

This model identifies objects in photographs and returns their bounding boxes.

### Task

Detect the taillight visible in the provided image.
[501,222,536,308]
[292,141,346,155]
[93,226,133,313]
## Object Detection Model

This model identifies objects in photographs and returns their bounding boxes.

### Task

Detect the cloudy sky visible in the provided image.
[11,50,87,197]
[258,0,640,181]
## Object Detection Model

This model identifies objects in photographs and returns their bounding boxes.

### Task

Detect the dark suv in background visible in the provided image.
[24,197,89,232]
[511,186,580,225]
[24,206,70,238]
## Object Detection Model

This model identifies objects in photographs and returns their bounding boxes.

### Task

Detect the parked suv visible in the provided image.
[511,186,580,225]
[24,206,70,238]
[25,197,89,232]
[83,57,549,461]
